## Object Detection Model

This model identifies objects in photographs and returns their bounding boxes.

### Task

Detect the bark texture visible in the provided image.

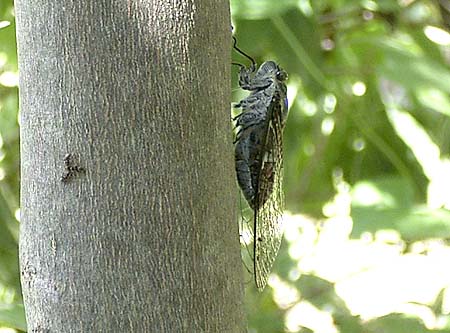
[16,1,245,332]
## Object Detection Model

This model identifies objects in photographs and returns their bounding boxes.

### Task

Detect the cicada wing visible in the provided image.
[253,98,285,291]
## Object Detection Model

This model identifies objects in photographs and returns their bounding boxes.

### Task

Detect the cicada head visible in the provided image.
[250,61,287,90]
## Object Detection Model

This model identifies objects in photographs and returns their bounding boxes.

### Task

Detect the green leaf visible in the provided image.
[231,0,298,20]
[351,177,414,209]
[378,40,450,95]
[0,192,19,292]
[351,177,450,241]
[415,88,450,117]
[367,313,433,333]
[396,206,450,241]
[0,303,26,331]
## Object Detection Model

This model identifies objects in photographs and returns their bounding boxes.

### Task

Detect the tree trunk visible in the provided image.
[15,1,245,332]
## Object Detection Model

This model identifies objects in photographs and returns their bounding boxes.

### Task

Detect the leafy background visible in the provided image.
[0,0,24,331]
[231,0,450,332]
[2,0,450,332]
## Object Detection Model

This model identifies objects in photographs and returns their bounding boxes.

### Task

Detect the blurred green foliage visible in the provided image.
[2,0,450,332]
[0,0,24,331]
[232,0,450,332]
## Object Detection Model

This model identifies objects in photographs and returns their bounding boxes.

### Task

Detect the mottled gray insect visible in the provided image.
[233,38,288,290]
[61,153,85,182]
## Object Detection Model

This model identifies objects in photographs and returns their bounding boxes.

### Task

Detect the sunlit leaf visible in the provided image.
[415,88,450,117]
[367,313,432,333]
[231,0,298,20]
[0,303,26,331]
[378,40,450,94]
[351,178,450,241]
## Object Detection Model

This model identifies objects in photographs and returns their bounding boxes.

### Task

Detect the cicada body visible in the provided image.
[233,60,288,290]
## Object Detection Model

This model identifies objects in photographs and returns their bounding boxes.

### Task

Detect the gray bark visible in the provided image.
[16,1,245,332]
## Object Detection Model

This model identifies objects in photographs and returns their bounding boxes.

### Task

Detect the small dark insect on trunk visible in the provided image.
[16,1,246,331]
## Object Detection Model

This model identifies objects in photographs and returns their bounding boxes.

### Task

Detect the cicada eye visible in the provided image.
[276,70,287,81]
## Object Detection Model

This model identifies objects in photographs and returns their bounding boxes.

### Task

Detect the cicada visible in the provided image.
[232,37,288,290]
